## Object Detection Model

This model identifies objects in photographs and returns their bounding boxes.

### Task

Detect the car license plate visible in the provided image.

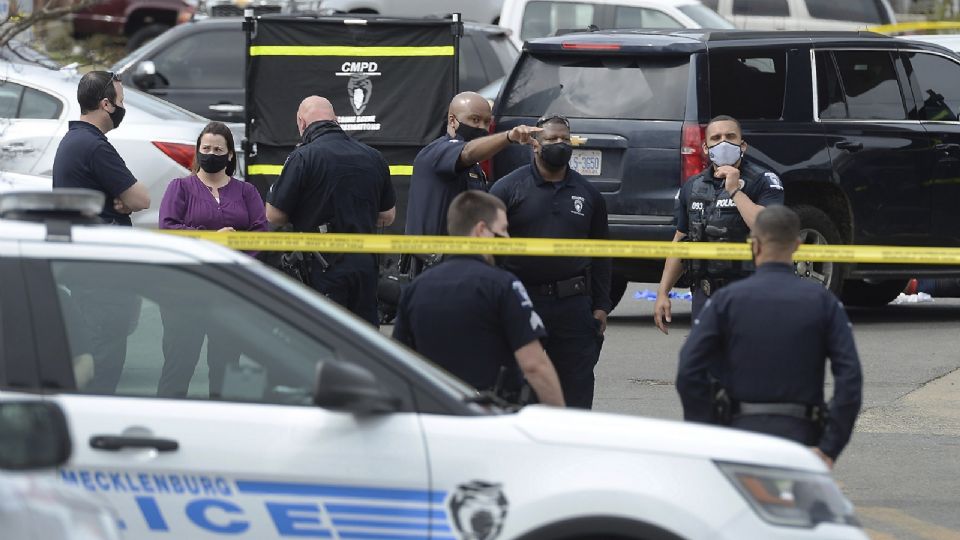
[570,150,601,176]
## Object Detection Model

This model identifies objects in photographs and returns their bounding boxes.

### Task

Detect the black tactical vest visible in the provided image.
[684,173,753,280]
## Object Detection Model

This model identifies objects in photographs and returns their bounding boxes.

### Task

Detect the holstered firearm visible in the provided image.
[710,376,733,425]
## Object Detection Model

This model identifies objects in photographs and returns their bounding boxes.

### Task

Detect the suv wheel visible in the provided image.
[127,24,170,52]
[841,279,907,307]
[791,205,843,296]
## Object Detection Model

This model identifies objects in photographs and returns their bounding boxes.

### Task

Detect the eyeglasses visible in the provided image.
[536,114,570,128]
[98,71,121,103]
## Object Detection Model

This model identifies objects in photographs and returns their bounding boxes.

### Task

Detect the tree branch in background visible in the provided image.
[0,0,99,49]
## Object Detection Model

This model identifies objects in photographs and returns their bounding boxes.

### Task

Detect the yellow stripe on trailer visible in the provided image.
[247,165,413,176]
[161,231,960,264]
[249,45,455,57]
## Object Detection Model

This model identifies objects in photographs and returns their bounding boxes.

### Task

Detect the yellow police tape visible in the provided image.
[161,231,960,264]
[868,21,960,35]
[249,45,456,57]
[246,165,413,177]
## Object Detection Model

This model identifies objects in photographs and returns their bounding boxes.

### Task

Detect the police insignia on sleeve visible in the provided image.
[764,172,784,190]
[448,481,509,540]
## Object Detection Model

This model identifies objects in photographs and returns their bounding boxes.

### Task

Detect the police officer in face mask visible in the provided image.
[654,115,785,334]
[490,114,612,410]
[405,92,542,244]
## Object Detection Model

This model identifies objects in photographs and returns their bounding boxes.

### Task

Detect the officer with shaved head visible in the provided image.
[404,92,541,272]
[677,206,862,468]
[266,96,396,326]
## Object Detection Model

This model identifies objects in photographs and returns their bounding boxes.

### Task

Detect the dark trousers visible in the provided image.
[310,254,379,327]
[692,286,708,320]
[528,293,603,409]
[158,306,241,398]
[72,289,141,394]
[730,414,819,446]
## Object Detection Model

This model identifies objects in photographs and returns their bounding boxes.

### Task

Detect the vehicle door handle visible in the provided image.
[209,104,244,113]
[934,143,960,153]
[90,435,179,452]
[835,141,863,152]
[0,143,36,154]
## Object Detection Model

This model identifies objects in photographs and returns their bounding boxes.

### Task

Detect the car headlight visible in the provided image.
[716,462,860,528]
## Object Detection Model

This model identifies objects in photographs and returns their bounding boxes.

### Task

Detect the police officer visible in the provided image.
[405,92,540,248]
[490,114,611,410]
[676,206,862,467]
[266,96,396,326]
[393,191,565,407]
[51,70,151,394]
[654,115,785,334]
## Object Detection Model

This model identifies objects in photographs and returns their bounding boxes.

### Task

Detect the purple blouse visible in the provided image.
[159,175,267,232]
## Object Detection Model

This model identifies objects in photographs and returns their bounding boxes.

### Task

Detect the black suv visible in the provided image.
[492,30,960,306]
[111,17,518,122]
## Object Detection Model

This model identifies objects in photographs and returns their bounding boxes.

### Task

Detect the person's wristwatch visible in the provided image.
[506,130,516,144]
[729,179,745,198]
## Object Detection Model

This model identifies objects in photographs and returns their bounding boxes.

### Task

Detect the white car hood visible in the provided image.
[512,406,827,472]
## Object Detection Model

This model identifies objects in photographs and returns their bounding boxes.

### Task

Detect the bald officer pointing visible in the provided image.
[405,92,541,242]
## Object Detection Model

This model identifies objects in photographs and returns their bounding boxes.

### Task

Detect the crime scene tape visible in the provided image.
[161,230,960,265]
[868,21,960,35]
[246,165,413,177]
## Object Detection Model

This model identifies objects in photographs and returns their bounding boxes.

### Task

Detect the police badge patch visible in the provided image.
[347,75,373,115]
[571,195,585,216]
[448,481,509,540]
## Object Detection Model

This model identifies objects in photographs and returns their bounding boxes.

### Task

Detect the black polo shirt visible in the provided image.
[267,121,395,235]
[489,161,613,313]
[52,121,138,225]
[392,256,547,390]
[405,134,487,236]
[677,262,862,459]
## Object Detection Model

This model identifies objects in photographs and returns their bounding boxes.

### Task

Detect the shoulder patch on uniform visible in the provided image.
[529,310,545,332]
[512,280,534,308]
[764,172,784,190]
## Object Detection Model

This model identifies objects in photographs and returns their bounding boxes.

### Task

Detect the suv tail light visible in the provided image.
[562,42,621,51]
[680,122,707,185]
[153,142,195,170]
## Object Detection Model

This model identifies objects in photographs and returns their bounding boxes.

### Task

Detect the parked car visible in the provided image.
[112,17,518,122]
[0,399,122,540]
[0,62,243,226]
[0,189,867,540]
[702,0,896,31]
[499,0,733,49]
[72,0,197,51]
[491,29,960,307]
[0,40,59,69]
[319,0,503,24]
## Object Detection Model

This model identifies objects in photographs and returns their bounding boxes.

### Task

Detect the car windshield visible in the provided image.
[501,53,689,120]
[124,87,207,122]
[678,4,735,28]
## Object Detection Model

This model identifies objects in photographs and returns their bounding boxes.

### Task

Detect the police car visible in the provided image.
[0,190,867,540]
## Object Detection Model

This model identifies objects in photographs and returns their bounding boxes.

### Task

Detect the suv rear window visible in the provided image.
[805,0,887,24]
[500,54,689,119]
[709,50,787,119]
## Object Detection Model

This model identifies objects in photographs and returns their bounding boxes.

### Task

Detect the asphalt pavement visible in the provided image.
[600,283,960,540]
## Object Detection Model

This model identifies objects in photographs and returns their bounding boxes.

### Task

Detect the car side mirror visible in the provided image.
[313,361,401,414]
[133,60,161,90]
[0,401,72,470]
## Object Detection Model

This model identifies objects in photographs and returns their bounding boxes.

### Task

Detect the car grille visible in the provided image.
[210,4,281,16]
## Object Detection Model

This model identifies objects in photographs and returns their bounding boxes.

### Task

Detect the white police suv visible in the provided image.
[0,190,867,540]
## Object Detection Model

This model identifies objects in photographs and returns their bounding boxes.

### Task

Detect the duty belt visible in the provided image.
[697,278,732,297]
[735,402,815,420]
[527,275,588,298]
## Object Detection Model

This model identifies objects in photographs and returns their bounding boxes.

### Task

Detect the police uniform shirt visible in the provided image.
[392,256,547,390]
[267,121,396,234]
[676,263,863,459]
[52,121,138,225]
[674,160,785,236]
[405,135,487,236]
[490,161,613,313]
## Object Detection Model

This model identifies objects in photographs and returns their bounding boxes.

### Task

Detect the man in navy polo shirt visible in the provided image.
[404,92,540,274]
[53,70,150,225]
[51,71,151,394]
[490,114,612,410]
[394,191,564,407]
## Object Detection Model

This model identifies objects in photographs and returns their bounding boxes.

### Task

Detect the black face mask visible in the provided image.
[540,142,573,170]
[107,101,125,129]
[198,152,230,174]
[455,120,488,142]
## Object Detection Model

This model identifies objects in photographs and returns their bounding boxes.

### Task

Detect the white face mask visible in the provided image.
[707,140,743,167]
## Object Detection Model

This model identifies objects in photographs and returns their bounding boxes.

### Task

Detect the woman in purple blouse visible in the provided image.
[157,121,266,398]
